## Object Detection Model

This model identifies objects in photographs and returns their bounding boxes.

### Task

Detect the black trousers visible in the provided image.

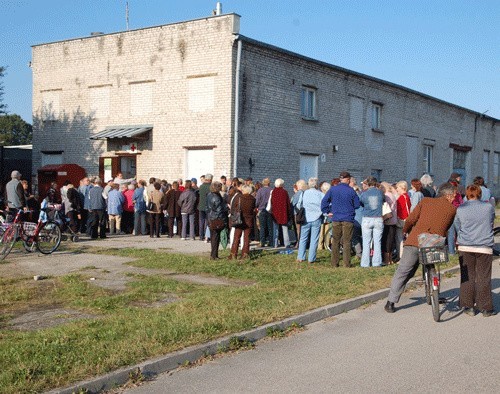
[90,210,106,239]
[210,228,222,258]
[149,213,161,237]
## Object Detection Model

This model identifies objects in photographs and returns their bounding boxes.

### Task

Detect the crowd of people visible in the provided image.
[1,169,496,316]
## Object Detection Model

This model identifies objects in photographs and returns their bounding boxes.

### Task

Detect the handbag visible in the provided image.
[230,194,243,227]
[147,193,154,211]
[295,191,306,225]
[266,190,273,213]
[210,218,226,231]
[382,201,393,221]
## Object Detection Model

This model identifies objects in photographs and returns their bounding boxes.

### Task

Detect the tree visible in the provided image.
[0,114,32,145]
[0,66,6,115]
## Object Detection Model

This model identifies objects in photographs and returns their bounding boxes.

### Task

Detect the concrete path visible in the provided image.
[125,262,500,394]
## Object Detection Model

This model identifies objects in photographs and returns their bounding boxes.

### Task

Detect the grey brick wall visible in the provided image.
[237,40,500,196]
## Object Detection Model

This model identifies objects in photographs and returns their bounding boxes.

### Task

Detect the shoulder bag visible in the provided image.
[295,191,306,225]
[230,194,243,227]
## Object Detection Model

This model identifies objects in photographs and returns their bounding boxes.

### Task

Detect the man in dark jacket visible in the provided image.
[165,181,182,237]
[88,178,106,239]
[197,173,212,241]
[178,180,197,240]
[321,171,360,268]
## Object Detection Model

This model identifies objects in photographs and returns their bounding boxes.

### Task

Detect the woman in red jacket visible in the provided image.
[395,180,411,258]
[270,178,291,248]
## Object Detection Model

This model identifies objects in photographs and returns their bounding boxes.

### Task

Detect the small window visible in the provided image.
[423,145,433,174]
[371,103,382,130]
[483,151,490,184]
[301,86,317,120]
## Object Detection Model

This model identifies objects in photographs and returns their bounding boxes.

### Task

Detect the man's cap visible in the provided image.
[339,171,351,179]
[191,177,197,183]
[11,170,21,178]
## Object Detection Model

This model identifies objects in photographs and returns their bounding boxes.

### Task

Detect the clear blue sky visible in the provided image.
[1,0,499,123]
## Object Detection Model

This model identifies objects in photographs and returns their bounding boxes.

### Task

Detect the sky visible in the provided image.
[0,0,499,123]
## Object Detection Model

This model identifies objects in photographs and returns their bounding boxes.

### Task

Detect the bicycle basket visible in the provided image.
[419,246,448,265]
[22,222,38,237]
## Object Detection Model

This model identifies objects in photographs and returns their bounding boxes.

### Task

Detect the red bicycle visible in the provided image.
[0,209,62,260]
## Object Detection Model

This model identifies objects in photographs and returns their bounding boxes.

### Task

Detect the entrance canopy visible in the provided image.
[90,125,152,140]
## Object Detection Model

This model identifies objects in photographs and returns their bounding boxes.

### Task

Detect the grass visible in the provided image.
[0,248,459,393]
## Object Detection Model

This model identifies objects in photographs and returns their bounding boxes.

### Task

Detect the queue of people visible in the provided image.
[1,169,496,317]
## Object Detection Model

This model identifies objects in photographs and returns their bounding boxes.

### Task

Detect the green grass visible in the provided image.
[0,249,459,393]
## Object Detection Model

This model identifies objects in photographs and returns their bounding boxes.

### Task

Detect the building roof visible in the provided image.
[237,35,498,122]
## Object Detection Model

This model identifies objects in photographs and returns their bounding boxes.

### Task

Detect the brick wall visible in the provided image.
[32,14,239,182]
[237,40,500,195]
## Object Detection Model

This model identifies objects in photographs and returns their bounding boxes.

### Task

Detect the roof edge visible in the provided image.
[236,35,499,122]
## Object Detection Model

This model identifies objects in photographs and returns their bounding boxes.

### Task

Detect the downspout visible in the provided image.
[233,37,242,178]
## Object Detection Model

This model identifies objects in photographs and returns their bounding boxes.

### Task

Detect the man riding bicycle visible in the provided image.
[385,183,457,313]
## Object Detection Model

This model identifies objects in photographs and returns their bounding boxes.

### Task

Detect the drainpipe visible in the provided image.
[233,38,242,178]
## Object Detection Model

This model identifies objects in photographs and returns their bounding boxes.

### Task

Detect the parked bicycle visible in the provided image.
[419,245,448,322]
[0,209,62,260]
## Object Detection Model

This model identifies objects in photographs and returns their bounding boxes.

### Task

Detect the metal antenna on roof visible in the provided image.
[126,1,130,31]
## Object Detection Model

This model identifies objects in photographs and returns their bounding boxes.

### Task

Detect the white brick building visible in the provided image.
[31,13,500,195]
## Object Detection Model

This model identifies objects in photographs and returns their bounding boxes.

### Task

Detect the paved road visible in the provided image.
[127,261,500,393]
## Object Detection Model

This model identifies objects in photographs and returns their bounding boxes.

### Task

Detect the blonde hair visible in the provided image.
[295,179,307,191]
[321,182,331,193]
[380,181,392,194]
[396,181,408,192]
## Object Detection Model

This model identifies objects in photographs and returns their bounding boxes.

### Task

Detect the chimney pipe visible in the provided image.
[216,2,222,15]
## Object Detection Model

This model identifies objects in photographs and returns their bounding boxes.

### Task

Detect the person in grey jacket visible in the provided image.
[178,180,197,240]
[88,178,107,239]
[5,170,26,221]
[454,184,495,317]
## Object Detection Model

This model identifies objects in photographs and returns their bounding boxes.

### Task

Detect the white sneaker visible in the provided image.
[181,237,186,240]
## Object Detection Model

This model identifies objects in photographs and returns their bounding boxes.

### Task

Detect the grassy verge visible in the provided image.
[0,249,458,393]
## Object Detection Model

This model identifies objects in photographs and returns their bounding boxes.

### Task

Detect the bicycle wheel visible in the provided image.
[493,227,500,257]
[424,266,432,305]
[23,240,36,252]
[36,221,62,254]
[429,267,440,322]
[0,225,18,260]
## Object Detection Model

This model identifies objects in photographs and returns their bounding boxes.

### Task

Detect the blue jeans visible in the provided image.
[273,221,290,248]
[297,218,322,262]
[361,217,384,267]
[447,226,456,254]
[134,211,147,235]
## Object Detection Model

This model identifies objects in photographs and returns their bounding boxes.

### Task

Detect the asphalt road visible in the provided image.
[126,261,500,393]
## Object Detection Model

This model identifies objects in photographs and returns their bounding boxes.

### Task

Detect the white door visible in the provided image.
[186,149,214,182]
[299,154,318,181]
[406,136,419,181]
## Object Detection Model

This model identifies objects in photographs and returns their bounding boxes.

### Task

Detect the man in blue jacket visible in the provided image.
[321,171,360,267]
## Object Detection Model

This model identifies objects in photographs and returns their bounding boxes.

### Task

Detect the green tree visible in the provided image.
[0,114,33,145]
[0,66,6,115]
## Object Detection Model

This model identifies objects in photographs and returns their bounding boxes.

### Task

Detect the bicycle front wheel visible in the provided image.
[423,266,431,305]
[0,225,18,260]
[493,227,500,257]
[36,221,62,254]
[429,267,440,322]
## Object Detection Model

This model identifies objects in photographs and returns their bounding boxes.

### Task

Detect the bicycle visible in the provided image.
[0,209,62,260]
[419,245,448,322]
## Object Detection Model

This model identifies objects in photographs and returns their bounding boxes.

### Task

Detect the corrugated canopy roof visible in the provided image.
[89,125,153,140]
